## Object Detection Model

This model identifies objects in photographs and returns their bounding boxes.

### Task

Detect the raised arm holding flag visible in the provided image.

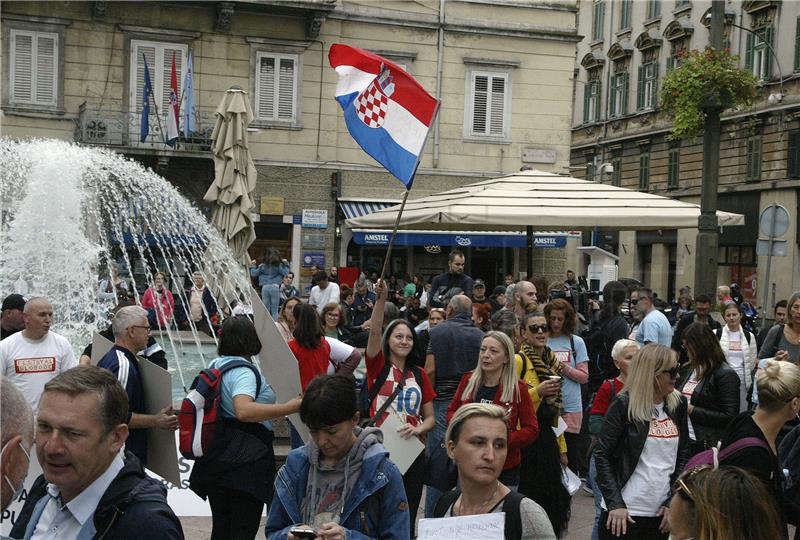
[329,44,440,279]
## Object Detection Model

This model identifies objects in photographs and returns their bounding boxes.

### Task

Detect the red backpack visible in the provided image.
[178,359,261,460]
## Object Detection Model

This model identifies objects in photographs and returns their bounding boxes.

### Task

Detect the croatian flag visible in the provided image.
[165,51,180,147]
[329,44,439,188]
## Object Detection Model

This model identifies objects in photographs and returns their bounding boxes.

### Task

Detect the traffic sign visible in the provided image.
[758,204,790,238]
[756,239,787,257]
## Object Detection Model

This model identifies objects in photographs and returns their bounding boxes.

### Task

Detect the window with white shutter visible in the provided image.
[465,69,511,140]
[255,52,298,124]
[10,29,58,107]
[129,40,187,143]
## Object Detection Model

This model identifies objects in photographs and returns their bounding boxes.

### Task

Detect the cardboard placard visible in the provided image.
[378,412,424,475]
[250,288,309,443]
[91,332,114,365]
[139,357,181,486]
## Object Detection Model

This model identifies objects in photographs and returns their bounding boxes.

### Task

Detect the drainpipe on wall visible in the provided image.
[433,0,445,168]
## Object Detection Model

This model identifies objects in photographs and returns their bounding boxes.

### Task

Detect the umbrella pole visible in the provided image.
[379,189,410,282]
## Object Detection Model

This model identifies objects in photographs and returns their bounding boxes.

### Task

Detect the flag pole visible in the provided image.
[149,90,166,143]
[378,189,410,282]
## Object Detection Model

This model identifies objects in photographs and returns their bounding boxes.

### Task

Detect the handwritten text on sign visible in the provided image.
[417,512,504,540]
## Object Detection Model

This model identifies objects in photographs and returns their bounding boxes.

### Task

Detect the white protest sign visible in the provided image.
[379,412,424,475]
[418,512,505,540]
[250,288,309,442]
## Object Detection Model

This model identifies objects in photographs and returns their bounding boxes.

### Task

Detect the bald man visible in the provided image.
[0,297,77,410]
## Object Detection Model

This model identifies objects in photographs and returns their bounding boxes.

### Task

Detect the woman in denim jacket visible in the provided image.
[266,374,410,540]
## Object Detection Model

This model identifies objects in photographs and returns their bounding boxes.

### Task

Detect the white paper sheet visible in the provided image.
[378,411,425,475]
[250,288,309,443]
[552,416,568,437]
[418,512,505,540]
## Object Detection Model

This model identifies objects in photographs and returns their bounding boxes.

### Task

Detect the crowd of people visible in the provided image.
[1,247,799,540]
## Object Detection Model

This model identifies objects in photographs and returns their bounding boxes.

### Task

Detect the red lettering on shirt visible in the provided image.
[649,417,679,439]
[14,357,56,374]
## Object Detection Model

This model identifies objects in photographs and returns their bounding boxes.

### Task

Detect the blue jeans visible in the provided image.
[424,399,449,518]
[589,453,602,540]
[261,283,280,319]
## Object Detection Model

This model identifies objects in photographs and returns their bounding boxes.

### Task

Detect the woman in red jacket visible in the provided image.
[446,330,539,489]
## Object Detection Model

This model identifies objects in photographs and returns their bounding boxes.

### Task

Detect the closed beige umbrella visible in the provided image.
[204,87,257,268]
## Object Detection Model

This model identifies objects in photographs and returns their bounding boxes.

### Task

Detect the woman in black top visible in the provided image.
[677,323,740,454]
[720,359,800,539]
[594,344,690,540]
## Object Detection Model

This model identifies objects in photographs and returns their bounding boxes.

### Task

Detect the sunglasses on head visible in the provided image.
[673,464,712,502]
[528,323,550,333]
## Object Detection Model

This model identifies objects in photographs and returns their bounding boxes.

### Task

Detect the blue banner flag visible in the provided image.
[183,50,196,136]
[140,54,153,143]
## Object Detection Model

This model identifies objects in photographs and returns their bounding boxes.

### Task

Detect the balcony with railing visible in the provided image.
[75,102,217,153]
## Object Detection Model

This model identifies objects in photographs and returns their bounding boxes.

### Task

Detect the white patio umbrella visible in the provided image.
[345,169,745,231]
[204,87,257,268]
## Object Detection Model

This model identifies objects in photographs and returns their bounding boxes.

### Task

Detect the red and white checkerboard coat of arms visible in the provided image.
[355,64,395,129]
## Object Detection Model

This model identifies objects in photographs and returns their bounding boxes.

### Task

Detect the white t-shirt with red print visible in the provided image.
[619,402,680,516]
[680,372,700,441]
[365,351,436,428]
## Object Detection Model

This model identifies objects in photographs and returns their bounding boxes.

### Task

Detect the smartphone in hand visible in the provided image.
[289,526,318,539]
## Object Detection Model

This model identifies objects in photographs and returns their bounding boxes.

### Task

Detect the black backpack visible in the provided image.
[434,489,526,540]
[583,315,621,387]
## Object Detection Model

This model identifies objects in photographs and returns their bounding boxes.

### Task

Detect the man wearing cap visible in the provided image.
[0,297,77,410]
[471,279,488,304]
[489,285,506,313]
[1,294,26,341]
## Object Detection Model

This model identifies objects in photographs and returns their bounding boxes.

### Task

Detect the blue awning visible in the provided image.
[338,199,399,219]
[352,230,572,249]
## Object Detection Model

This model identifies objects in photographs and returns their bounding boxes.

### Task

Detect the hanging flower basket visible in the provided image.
[661,47,758,140]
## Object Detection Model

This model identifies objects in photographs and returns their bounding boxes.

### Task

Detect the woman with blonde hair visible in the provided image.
[446,331,538,489]
[434,403,556,539]
[668,466,783,540]
[718,359,800,537]
[594,344,690,539]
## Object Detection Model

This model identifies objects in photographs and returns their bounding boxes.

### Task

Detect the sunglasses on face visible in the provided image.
[660,366,680,378]
[629,298,639,304]
[527,323,550,334]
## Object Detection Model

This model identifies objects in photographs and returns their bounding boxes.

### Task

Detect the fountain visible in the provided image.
[0,138,252,396]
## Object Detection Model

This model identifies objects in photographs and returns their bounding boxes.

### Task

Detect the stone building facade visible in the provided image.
[570,0,799,308]
[2,0,580,291]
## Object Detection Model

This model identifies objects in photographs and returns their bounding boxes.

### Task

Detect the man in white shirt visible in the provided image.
[308,270,340,315]
[0,297,77,411]
[9,366,183,540]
